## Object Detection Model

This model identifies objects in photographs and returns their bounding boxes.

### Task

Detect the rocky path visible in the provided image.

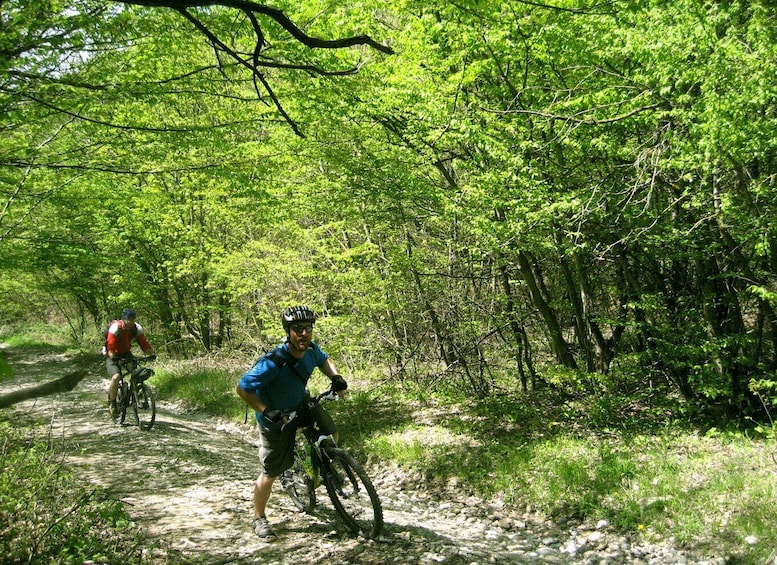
[1,345,726,564]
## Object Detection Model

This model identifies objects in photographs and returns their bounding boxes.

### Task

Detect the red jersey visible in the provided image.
[106,320,152,356]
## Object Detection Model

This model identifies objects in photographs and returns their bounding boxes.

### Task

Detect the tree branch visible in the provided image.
[0,370,88,409]
[174,7,304,136]
[109,0,394,136]
[116,0,394,54]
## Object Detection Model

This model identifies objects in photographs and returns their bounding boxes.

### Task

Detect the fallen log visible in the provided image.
[0,370,88,409]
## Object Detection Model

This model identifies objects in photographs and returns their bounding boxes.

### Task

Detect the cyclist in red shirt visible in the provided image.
[105,308,155,417]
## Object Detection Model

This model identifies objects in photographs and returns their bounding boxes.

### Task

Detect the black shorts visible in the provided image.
[258,402,337,478]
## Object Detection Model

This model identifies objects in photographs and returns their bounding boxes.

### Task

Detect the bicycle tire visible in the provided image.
[321,447,383,538]
[111,404,124,425]
[130,383,156,431]
[116,382,129,425]
[282,450,316,513]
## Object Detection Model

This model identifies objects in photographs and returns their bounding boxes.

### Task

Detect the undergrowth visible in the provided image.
[3,331,776,564]
[150,359,247,422]
[0,422,144,564]
[358,384,777,564]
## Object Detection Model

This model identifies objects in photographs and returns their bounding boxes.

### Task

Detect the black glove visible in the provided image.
[262,407,284,424]
[331,375,348,392]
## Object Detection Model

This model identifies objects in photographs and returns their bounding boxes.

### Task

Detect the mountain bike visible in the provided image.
[111,355,157,431]
[280,389,383,539]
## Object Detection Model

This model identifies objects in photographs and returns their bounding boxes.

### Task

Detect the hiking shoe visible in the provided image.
[252,516,275,538]
[109,400,118,418]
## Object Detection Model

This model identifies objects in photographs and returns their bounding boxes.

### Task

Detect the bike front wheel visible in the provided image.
[114,382,129,425]
[130,383,156,431]
[322,447,383,538]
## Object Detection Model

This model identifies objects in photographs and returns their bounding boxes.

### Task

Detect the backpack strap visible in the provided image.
[242,348,300,424]
[106,320,138,341]
[265,349,288,369]
[266,347,311,386]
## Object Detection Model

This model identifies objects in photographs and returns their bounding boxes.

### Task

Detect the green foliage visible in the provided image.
[749,376,777,416]
[353,383,777,563]
[2,0,777,416]
[150,361,246,421]
[0,423,142,564]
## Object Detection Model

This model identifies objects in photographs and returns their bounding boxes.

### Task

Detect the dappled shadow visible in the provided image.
[4,345,540,565]
[3,344,728,565]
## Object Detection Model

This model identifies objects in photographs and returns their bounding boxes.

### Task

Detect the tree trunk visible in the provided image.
[497,259,528,391]
[559,255,596,372]
[516,250,578,370]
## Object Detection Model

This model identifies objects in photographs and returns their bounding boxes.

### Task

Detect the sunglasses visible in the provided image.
[290,324,314,334]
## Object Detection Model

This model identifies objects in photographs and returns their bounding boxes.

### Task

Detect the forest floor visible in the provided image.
[1,344,732,564]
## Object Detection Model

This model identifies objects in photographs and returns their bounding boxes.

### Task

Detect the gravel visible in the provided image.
[1,346,731,564]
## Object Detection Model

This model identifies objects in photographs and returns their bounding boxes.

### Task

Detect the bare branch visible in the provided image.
[174,7,303,136]
[484,102,663,126]
[115,0,394,54]
[109,0,393,135]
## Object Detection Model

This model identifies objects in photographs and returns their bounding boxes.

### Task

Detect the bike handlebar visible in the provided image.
[280,388,339,430]
[115,355,157,364]
[313,388,339,403]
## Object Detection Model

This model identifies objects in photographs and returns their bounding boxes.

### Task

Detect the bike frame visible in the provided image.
[113,356,157,431]
[281,389,383,538]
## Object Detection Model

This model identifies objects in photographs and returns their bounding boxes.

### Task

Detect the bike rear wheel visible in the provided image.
[282,448,316,513]
[130,383,156,431]
[322,447,383,538]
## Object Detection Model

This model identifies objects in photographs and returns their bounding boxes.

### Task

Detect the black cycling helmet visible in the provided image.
[281,305,316,329]
[121,308,137,320]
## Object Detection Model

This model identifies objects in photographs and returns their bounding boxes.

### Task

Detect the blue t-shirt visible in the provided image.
[238,341,328,428]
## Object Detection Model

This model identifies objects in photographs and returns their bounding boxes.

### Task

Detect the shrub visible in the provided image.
[0,424,142,564]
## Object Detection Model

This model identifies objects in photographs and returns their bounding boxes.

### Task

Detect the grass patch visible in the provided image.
[0,323,72,349]
[0,422,144,563]
[366,423,467,466]
[350,385,777,564]
[150,357,248,421]
[0,355,12,382]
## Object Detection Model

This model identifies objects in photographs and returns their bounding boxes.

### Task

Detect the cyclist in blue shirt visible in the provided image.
[236,305,347,538]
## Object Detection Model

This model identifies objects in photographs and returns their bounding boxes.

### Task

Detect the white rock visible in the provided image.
[560,540,579,555]
[587,531,604,543]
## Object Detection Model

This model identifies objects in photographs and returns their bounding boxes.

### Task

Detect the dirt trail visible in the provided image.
[1,345,722,565]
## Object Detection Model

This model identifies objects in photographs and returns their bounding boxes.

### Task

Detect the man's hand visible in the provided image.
[331,375,348,399]
[262,407,284,424]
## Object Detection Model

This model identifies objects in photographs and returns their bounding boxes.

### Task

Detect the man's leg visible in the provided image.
[311,404,339,443]
[105,357,121,414]
[108,373,120,402]
[252,424,293,537]
[253,474,276,537]
[253,473,276,518]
